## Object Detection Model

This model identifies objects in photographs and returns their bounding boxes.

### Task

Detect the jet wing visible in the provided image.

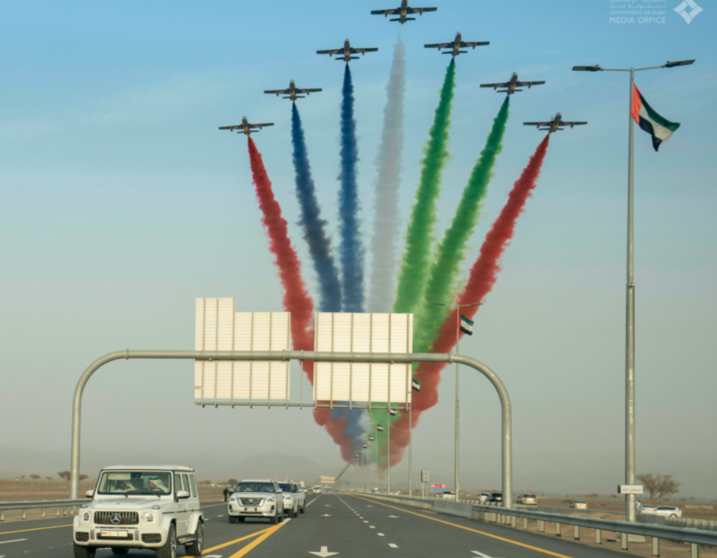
[461,41,490,48]
[351,47,379,54]
[297,88,323,93]
[264,89,290,95]
[480,82,510,89]
[252,123,274,128]
[523,122,550,127]
[218,125,242,131]
[560,121,587,127]
[406,7,437,14]
[516,80,546,87]
[424,42,452,49]
[317,49,342,55]
[371,8,400,14]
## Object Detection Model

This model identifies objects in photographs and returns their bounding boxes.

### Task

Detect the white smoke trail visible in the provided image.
[368,35,406,312]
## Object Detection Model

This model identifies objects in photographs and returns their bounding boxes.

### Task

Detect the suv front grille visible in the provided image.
[94,511,139,525]
[75,532,89,542]
[142,533,162,544]
[239,498,263,506]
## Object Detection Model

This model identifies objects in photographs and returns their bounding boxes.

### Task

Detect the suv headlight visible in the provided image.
[266,497,276,503]
[229,497,236,502]
[81,511,92,523]
[144,512,156,523]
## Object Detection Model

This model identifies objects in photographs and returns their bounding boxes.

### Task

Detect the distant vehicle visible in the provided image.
[480,73,546,95]
[441,491,455,501]
[317,39,378,63]
[313,485,322,494]
[570,501,588,510]
[371,0,437,24]
[218,117,274,136]
[524,113,588,134]
[264,80,322,102]
[488,492,503,505]
[228,479,285,524]
[73,465,204,557]
[654,506,682,519]
[640,504,657,514]
[278,482,305,518]
[370,487,379,493]
[477,492,491,505]
[519,493,538,505]
[425,32,489,58]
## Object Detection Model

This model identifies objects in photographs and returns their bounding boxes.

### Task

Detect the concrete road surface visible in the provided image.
[0,495,634,557]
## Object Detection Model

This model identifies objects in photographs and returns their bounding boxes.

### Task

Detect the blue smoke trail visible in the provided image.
[331,64,365,456]
[337,64,365,313]
[291,103,342,312]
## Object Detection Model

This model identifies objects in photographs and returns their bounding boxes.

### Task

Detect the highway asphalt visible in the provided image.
[0,495,636,557]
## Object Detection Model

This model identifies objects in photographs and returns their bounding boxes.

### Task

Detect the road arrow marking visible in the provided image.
[309,546,339,557]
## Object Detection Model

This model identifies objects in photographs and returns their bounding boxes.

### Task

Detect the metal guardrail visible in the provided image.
[352,492,717,556]
[0,499,84,521]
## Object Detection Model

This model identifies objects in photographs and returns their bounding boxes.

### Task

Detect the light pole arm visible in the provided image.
[70,349,512,507]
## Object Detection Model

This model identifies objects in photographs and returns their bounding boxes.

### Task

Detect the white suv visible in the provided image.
[228,480,285,524]
[278,482,306,518]
[73,465,204,558]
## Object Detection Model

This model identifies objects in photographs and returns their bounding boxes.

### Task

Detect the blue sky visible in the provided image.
[0,0,715,495]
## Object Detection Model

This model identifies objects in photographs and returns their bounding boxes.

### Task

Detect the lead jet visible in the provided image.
[264,80,322,102]
[425,33,489,57]
[218,117,274,136]
[523,113,588,133]
[371,0,437,24]
[481,73,546,95]
[317,39,379,63]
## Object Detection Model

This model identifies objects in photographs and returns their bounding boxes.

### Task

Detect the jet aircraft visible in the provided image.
[523,113,588,133]
[264,80,322,102]
[371,0,437,24]
[424,33,489,57]
[218,117,274,136]
[317,39,379,63]
[481,73,546,95]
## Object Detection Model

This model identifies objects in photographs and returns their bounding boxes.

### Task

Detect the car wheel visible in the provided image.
[278,511,284,523]
[300,504,305,514]
[73,545,96,558]
[238,517,245,523]
[670,514,677,520]
[156,523,177,558]
[228,515,238,524]
[111,549,129,556]
[271,513,279,524]
[289,505,297,518]
[184,521,203,556]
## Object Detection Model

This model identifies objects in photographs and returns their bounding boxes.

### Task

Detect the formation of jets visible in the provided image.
[317,39,379,63]
[523,113,588,134]
[481,73,546,95]
[219,117,274,136]
[425,32,489,57]
[371,0,437,24]
[221,3,588,136]
[264,80,322,102]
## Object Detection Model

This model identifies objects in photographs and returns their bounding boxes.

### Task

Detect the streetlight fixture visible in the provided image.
[572,58,695,524]
[434,301,482,502]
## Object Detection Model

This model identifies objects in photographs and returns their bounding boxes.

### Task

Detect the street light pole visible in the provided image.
[435,301,481,503]
[573,58,694,523]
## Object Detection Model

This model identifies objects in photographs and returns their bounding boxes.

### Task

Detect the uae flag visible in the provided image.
[460,314,474,335]
[363,443,367,448]
[389,408,397,416]
[630,85,680,151]
[368,435,374,442]
[412,379,421,392]
[376,424,384,432]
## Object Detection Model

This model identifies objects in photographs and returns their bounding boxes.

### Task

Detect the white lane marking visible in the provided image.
[309,546,339,557]
[306,496,321,507]
[389,543,398,548]
[321,514,332,517]
[378,533,385,536]
[472,552,498,558]
[204,555,223,557]
[388,515,400,518]
[367,505,373,507]
[217,514,224,517]
[369,526,375,529]
[0,540,28,545]
[324,505,331,507]
[363,520,368,523]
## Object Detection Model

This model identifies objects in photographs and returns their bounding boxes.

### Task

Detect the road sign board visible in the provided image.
[618,484,644,494]
[420,470,430,483]
[431,483,446,492]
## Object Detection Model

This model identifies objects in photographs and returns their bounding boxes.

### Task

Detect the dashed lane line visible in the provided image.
[351,495,574,558]
[389,543,398,548]
[0,539,28,545]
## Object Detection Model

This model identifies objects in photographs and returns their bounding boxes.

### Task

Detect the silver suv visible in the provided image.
[228,479,285,524]
[73,465,204,558]
[278,481,305,518]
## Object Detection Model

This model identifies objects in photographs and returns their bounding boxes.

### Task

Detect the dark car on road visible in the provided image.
[488,492,503,505]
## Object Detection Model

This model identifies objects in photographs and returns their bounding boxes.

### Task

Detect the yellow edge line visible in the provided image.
[0,523,72,536]
[228,521,286,557]
[352,495,575,558]
[202,526,272,554]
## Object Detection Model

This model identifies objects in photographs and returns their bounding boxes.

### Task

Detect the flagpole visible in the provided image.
[387,406,391,495]
[455,307,460,502]
[408,395,412,497]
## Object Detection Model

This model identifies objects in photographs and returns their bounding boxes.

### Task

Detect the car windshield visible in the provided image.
[279,484,293,492]
[97,471,172,495]
[236,482,275,493]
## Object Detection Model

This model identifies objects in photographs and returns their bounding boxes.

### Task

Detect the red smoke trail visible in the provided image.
[247,138,352,455]
[386,135,551,465]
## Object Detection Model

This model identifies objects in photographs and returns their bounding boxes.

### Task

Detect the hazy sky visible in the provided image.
[0,0,715,498]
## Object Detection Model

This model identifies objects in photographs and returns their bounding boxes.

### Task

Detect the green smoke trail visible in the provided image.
[392,59,456,315]
[413,97,510,353]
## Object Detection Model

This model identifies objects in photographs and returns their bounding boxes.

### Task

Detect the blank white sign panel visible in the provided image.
[194,298,291,404]
[313,313,413,404]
